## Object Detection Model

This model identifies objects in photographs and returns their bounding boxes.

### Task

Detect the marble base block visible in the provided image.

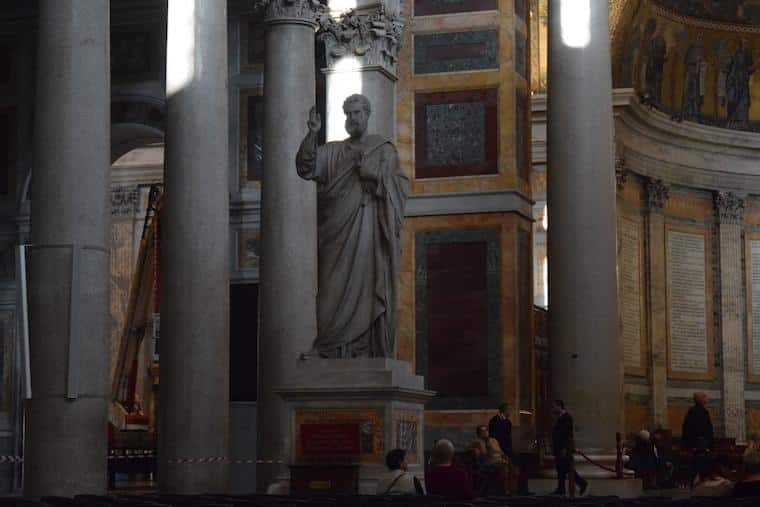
[271,358,435,494]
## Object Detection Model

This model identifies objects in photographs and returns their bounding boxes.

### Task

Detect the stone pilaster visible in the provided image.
[318,4,403,141]
[646,178,670,429]
[547,0,621,452]
[255,0,322,492]
[159,0,230,493]
[25,0,110,496]
[715,191,746,442]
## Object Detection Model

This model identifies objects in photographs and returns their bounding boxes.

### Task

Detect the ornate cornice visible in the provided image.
[111,186,140,217]
[714,192,745,224]
[253,0,325,27]
[647,178,670,210]
[318,6,404,77]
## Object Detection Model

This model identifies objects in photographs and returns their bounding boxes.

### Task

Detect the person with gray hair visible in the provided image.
[425,439,475,500]
[296,94,408,358]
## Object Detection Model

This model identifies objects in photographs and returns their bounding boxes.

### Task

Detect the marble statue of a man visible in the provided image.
[296,94,409,358]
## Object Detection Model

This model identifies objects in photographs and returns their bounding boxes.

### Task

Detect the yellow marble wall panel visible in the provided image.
[745,202,760,225]
[625,398,651,435]
[663,190,713,221]
[668,404,719,436]
[398,0,528,196]
[425,409,496,427]
[748,408,760,439]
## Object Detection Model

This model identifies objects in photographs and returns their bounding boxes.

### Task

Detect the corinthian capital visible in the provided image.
[254,0,325,26]
[714,191,745,224]
[647,178,670,211]
[318,6,404,77]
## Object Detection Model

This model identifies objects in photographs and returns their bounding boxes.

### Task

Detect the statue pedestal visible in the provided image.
[272,358,435,494]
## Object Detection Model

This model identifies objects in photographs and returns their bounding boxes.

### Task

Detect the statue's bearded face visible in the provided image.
[344,103,369,139]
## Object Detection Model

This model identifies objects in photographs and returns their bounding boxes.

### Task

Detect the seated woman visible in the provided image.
[425,439,475,501]
[376,448,424,495]
[625,430,658,489]
[734,447,760,497]
[468,425,510,495]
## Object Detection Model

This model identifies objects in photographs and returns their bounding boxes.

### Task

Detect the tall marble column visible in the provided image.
[319,4,403,141]
[159,0,230,493]
[547,0,621,451]
[25,1,110,496]
[255,0,322,491]
[715,192,747,442]
[646,179,670,429]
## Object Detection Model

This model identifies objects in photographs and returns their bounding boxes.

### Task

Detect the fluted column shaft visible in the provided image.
[715,192,746,442]
[159,0,230,493]
[256,0,320,491]
[646,179,670,429]
[547,0,621,450]
[25,1,110,496]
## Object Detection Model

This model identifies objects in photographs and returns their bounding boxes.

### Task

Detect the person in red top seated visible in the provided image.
[425,438,476,500]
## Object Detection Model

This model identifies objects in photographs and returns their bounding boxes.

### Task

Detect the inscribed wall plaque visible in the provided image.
[415,89,498,179]
[748,239,760,379]
[295,409,384,463]
[667,230,709,376]
[414,30,498,75]
[620,217,644,372]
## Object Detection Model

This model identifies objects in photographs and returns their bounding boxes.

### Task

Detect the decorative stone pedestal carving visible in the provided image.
[272,358,435,494]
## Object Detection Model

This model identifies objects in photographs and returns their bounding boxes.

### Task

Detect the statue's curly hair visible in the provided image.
[342,94,371,116]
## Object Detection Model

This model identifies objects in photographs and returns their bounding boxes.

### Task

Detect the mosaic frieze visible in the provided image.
[414,0,498,16]
[414,30,498,75]
[415,89,498,179]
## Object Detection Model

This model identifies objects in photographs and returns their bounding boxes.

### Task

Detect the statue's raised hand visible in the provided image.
[307,106,321,133]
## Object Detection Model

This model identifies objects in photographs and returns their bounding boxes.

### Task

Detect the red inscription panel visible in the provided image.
[300,423,361,457]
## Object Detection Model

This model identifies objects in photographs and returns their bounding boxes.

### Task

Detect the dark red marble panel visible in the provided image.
[425,241,489,397]
[415,0,497,16]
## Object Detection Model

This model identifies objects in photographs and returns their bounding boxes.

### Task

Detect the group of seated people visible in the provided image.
[622,428,760,498]
[375,425,522,499]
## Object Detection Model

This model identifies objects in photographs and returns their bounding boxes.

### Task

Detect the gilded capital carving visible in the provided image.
[615,156,628,192]
[714,191,745,224]
[647,178,670,210]
[253,0,325,26]
[318,6,404,77]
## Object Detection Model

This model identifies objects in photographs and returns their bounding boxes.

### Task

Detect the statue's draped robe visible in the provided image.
[726,48,753,124]
[296,132,408,357]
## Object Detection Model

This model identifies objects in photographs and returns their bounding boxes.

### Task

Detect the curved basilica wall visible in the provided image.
[608,0,760,442]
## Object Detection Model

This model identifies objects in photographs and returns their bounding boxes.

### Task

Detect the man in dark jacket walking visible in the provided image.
[682,392,714,486]
[551,400,588,496]
[682,392,714,451]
